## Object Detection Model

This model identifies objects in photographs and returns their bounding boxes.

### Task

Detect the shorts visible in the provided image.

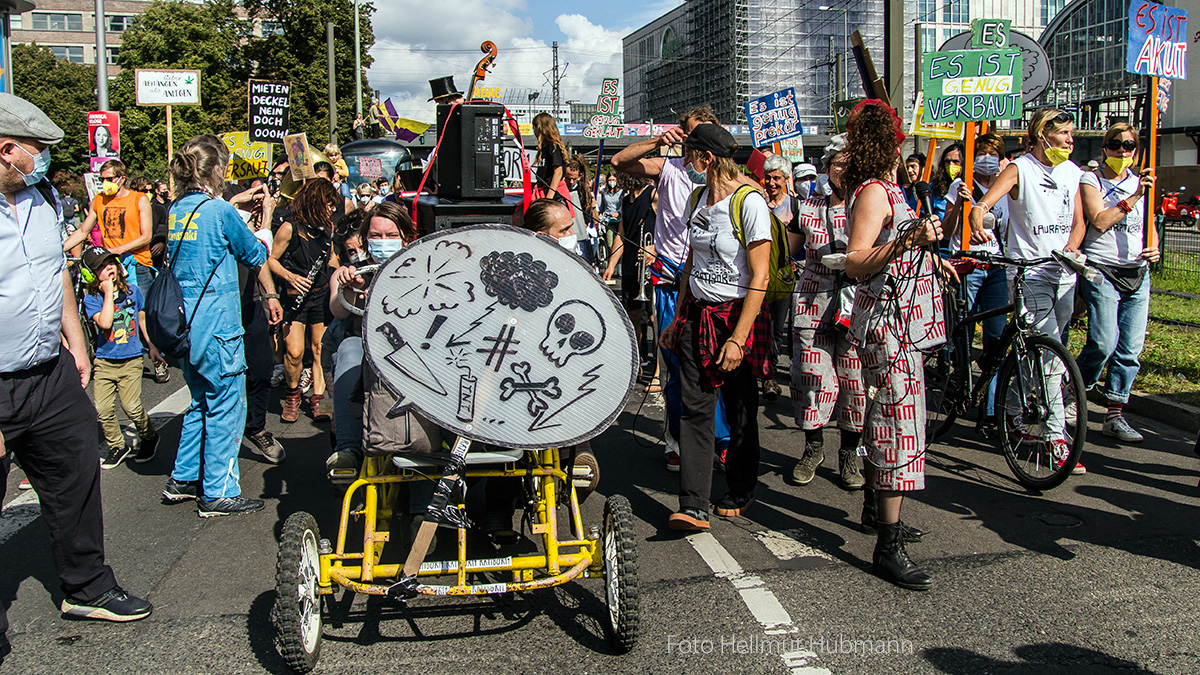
[284,288,333,326]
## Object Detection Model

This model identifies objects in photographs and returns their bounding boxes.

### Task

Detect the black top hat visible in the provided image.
[428,76,463,102]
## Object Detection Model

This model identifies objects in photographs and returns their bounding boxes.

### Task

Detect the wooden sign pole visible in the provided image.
[1144,76,1159,249]
[921,138,937,183]
[961,121,976,250]
[166,104,174,194]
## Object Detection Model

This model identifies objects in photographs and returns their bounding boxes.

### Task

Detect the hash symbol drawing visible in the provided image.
[477,323,520,372]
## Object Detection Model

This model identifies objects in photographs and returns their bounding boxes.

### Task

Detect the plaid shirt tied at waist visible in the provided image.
[678,296,772,389]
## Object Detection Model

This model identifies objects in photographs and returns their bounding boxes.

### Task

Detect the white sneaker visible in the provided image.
[1064,400,1077,427]
[1102,415,1144,443]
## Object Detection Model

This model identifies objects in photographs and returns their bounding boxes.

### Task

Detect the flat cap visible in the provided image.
[0,93,64,145]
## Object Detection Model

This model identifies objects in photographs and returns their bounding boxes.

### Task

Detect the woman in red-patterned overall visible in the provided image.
[843,100,954,591]
[787,134,867,491]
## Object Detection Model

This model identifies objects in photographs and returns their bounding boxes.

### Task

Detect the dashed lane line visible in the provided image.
[685,532,832,675]
[635,485,831,674]
[1,384,191,544]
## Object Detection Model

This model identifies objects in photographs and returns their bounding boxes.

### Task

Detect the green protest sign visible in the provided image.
[833,98,864,133]
[971,19,1011,48]
[922,48,1023,123]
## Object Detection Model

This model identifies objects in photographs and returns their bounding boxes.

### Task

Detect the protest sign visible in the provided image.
[248,80,291,143]
[744,87,801,148]
[584,78,623,139]
[283,133,316,181]
[909,93,964,139]
[363,225,637,449]
[1127,1,1189,79]
[779,138,805,163]
[922,49,1023,123]
[221,132,272,181]
[135,69,201,106]
[357,156,383,180]
[832,98,864,134]
[971,19,1011,48]
[87,111,119,172]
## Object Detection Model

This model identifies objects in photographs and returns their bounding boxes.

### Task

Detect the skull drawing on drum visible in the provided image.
[540,300,605,367]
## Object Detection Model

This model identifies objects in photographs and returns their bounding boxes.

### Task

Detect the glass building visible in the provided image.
[1035,0,1146,130]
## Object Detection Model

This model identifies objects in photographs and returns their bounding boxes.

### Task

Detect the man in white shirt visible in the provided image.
[0,93,151,646]
[611,107,734,470]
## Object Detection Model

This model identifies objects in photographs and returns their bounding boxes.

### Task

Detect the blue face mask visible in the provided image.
[367,238,405,263]
[685,162,707,185]
[973,155,1001,177]
[13,144,50,187]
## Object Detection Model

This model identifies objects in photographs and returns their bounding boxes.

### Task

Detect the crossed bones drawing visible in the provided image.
[499,361,562,417]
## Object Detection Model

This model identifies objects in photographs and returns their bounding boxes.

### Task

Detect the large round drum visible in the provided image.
[363,224,638,449]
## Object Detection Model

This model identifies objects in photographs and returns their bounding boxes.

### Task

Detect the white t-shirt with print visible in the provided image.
[945,177,1007,255]
[1006,153,1083,282]
[687,188,773,303]
[654,157,698,269]
[1079,171,1146,268]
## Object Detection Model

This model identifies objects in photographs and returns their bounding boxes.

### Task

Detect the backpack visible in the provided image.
[687,184,795,303]
[145,196,218,361]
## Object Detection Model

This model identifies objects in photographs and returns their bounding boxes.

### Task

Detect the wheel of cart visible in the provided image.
[273,442,639,673]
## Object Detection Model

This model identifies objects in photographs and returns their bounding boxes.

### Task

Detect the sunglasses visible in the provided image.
[1050,111,1073,124]
[1105,139,1138,152]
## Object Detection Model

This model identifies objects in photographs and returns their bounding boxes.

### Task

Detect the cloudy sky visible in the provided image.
[366,0,683,121]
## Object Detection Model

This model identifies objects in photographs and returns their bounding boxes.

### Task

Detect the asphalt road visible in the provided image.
[2,362,1199,675]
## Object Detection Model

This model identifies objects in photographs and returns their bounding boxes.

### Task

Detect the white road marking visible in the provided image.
[686,532,832,675]
[0,490,40,545]
[1,384,190,545]
[754,529,836,562]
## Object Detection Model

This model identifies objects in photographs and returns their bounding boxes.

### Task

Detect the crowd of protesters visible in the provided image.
[0,68,1178,657]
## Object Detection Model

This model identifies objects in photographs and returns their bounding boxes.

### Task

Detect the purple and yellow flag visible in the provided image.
[376,99,430,142]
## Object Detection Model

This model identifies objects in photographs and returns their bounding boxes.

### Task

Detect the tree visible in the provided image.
[108,0,253,178]
[243,0,376,148]
[12,43,102,177]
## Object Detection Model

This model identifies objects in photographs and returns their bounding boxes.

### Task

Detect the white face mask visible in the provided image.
[607,180,617,189]
[557,234,578,252]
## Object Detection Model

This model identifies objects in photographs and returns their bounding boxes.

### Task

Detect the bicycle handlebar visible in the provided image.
[952,250,1056,268]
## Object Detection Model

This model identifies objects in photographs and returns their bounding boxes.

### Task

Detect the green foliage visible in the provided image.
[12,0,375,183]
[12,43,101,177]
[243,0,375,147]
[108,0,253,178]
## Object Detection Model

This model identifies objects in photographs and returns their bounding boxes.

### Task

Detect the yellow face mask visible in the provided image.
[1041,136,1070,167]
[1105,155,1134,176]
[946,164,961,180]
[101,180,120,196]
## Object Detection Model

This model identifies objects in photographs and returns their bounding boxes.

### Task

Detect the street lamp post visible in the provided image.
[353,0,362,118]
[95,0,108,109]
[818,5,848,99]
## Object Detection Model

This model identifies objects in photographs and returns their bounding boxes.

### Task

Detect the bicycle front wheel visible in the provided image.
[996,335,1087,490]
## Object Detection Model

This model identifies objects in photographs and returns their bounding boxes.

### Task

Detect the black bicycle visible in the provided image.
[66,256,98,360]
[925,250,1086,490]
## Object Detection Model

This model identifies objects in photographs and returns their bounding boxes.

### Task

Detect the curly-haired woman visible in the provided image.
[843,100,955,590]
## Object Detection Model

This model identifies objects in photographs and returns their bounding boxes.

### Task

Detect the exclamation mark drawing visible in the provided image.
[421,315,447,350]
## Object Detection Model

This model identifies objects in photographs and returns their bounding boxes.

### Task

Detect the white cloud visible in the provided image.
[366,1,628,122]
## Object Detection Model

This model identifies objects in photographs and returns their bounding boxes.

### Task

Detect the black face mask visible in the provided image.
[332,199,345,223]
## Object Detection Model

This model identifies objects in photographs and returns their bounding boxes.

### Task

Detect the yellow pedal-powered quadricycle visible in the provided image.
[272,225,640,672]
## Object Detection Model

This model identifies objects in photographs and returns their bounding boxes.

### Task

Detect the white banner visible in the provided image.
[135,69,201,106]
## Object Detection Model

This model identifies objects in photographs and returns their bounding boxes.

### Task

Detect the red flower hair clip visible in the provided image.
[849,98,906,143]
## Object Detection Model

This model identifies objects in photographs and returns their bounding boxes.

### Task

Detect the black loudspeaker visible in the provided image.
[435,102,505,199]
